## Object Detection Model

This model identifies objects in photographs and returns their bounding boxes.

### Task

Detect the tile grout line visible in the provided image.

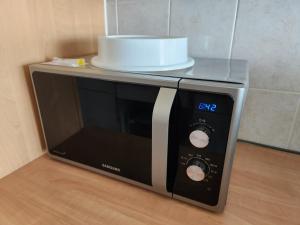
[229,0,240,59]
[250,87,300,95]
[167,0,172,36]
[115,0,119,35]
[287,97,300,149]
[104,0,108,35]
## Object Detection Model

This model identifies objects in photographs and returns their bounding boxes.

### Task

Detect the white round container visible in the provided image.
[91,35,194,72]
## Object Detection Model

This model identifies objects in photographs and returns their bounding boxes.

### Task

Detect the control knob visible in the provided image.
[186,158,208,182]
[189,126,210,148]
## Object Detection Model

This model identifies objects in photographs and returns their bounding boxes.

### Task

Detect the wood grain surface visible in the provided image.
[0,0,104,178]
[0,142,299,225]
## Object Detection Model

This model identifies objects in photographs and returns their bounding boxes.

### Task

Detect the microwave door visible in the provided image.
[32,72,162,187]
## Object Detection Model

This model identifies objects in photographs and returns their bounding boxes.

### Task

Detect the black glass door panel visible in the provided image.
[32,72,159,185]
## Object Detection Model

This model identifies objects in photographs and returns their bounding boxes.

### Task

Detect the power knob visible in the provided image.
[189,127,210,148]
[186,158,208,182]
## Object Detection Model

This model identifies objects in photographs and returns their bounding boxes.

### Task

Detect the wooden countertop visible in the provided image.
[0,142,299,225]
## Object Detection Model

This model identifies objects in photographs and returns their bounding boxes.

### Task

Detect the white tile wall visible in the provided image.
[232,0,300,152]
[104,0,300,152]
[117,0,170,36]
[232,0,300,92]
[170,0,238,58]
[239,89,300,149]
[289,101,300,151]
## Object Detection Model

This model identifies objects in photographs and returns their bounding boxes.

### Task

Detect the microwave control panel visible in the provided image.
[172,90,234,206]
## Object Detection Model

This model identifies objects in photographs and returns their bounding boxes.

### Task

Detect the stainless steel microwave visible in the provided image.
[29,57,248,212]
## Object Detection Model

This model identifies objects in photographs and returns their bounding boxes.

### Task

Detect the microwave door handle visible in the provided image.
[152,87,177,195]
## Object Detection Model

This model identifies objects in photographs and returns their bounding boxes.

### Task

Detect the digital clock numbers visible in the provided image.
[198,102,217,112]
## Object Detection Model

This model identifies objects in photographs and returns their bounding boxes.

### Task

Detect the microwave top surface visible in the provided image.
[134,57,248,85]
[29,57,248,87]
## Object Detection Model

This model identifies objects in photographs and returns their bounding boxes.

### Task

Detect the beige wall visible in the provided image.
[0,0,105,178]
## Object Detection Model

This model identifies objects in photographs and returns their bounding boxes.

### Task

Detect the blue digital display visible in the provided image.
[198,103,217,112]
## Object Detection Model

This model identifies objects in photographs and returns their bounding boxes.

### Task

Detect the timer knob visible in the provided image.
[189,127,210,148]
[186,158,208,182]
